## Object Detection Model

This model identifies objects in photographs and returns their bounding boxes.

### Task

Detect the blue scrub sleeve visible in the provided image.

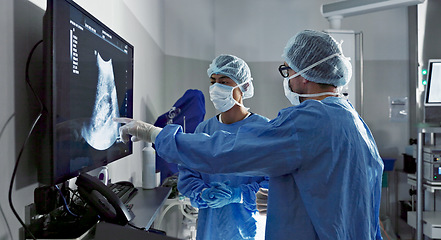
[238,181,261,211]
[239,176,269,211]
[376,223,383,240]
[156,122,301,177]
[178,164,267,211]
[177,165,210,208]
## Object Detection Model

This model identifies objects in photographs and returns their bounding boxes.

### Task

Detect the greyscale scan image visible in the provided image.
[50,2,133,179]
[81,51,120,150]
[55,40,131,173]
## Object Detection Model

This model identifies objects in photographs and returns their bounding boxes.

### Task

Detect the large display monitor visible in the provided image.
[39,0,134,185]
[424,59,441,124]
[425,59,441,106]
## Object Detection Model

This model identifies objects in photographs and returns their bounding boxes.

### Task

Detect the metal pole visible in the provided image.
[416,130,423,240]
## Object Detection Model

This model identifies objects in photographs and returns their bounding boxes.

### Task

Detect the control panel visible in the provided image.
[423,147,441,182]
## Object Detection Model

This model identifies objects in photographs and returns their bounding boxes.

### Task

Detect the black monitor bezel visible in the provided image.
[39,0,134,185]
[425,59,441,107]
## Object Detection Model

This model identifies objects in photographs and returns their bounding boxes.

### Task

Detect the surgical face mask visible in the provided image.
[209,82,249,112]
[283,75,339,106]
[283,53,341,106]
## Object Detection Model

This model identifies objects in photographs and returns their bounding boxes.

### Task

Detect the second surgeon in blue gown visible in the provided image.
[178,54,269,240]
[115,30,384,240]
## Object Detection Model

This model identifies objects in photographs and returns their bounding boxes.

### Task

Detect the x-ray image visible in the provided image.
[81,52,120,150]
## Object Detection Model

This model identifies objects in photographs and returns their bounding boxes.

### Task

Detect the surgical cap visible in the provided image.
[207,54,254,99]
[282,30,352,87]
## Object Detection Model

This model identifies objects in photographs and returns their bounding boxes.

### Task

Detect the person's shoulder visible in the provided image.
[200,115,219,124]
[249,113,270,122]
[300,97,358,125]
[276,99,333,122]
[319,97,356,115]
[301,97,350,111]
[194,115,219,132]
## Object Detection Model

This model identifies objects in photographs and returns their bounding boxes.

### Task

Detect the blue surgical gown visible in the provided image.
[156,97,384,240]
[178,113,270,240]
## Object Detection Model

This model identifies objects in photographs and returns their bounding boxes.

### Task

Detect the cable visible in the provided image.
[55,185,79,217]
[380,218,392,240]
[0,113,15,240]
[179,204,197,221]
[128,222,146,231]
[155,200,182,230]
[178,199,197,221]
[8,39,44,240]
[0,113,15,145]
[25,40,45,112]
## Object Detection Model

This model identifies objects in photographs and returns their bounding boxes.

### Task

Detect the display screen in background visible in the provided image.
[427,62,441,103]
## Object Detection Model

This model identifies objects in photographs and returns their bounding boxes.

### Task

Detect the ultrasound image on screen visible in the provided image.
[81,52,120,150]
[54,6,133,175]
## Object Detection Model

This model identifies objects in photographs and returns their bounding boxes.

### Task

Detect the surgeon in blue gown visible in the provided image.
[178,54,269,240]
[115,29,384,240]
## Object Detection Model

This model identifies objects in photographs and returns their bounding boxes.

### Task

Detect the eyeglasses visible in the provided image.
[278,64,291,78]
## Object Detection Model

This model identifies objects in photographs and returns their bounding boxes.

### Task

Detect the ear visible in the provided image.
[301,78,309,85]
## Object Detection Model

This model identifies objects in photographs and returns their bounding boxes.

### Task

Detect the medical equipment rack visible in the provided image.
[408,126,441,240]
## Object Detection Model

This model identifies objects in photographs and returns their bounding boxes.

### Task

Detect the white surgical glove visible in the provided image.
[256,188,268,216]
[113,117,162,143]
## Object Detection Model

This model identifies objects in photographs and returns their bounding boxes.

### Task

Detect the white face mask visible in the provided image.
[283,53,341,106]
[209,82,249,112]
[283,75,339,106]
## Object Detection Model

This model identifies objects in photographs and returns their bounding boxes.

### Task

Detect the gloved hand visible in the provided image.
[201,182,242,208]
[113,117,162,143]
[256,188,268,216]
[201,182,232,200]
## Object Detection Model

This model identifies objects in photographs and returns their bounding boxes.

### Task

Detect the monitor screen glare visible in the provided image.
[41,0,133,185]
[426,60,441,105]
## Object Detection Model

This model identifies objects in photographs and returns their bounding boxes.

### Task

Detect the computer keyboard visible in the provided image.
[108,182,138,204]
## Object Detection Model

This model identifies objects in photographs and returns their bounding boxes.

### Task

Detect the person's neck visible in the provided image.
[220,106,249,124]
[302,83,338,101]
